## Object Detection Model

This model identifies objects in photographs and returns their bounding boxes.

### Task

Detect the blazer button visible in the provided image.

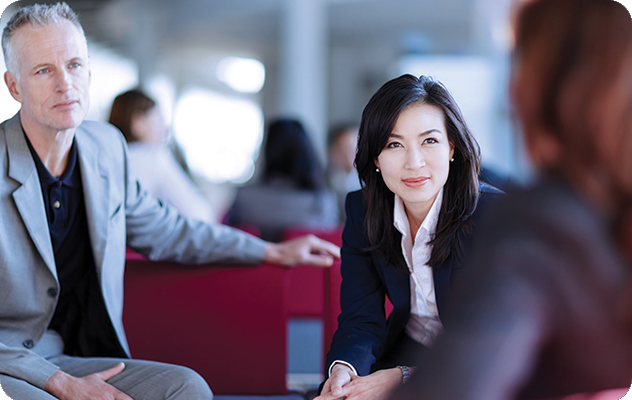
[23,339,34,349]
[47,288,58,298]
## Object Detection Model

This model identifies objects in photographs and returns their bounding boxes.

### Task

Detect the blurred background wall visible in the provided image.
[0,0,530,216]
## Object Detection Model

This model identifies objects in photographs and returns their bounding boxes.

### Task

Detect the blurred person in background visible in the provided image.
[392,0,632,399]
[227,118,339,241]
[109,89,216,224]
[315,74,502,400]
[326,123,361,223]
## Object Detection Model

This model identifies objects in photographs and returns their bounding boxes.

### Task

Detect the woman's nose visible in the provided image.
[405,147,425,169]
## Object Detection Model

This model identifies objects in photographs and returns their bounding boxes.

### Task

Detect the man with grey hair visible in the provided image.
[0,2,339,399]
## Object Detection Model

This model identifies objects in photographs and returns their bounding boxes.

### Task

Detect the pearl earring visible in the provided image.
[450,158,454,162]
[376,168,380,172]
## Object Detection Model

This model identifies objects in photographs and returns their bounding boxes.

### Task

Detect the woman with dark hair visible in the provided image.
[109,89,216,223]
[393,1,632,399]
[263,119,328,190]
[228,118,339,241]
[316,74,502,400]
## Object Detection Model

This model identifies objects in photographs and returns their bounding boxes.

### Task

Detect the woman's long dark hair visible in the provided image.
[356,74,481,272]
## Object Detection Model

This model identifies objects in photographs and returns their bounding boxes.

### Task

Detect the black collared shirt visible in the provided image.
[25,134,126,358]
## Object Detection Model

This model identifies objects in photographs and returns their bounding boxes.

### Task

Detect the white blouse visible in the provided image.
[393,188,444,347]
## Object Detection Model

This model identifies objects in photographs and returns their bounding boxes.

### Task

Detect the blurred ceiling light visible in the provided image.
[173,88,263,184]
[216,57,265,93]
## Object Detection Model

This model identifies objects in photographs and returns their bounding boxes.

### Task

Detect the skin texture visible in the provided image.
[376,104,454,239]
[43,363,133,400]
[4,20,90,177]
[318,364,403,400]
[316,104,454,400]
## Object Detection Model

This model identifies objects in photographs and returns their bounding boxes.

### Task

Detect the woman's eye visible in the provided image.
[386,142,402,148]
[424,138,438,144]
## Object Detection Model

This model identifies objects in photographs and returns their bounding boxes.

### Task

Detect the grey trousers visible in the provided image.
[1,356,213,400]
[0,332,213,400]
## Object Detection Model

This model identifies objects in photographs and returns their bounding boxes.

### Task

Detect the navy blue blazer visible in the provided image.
[325,183,503,376]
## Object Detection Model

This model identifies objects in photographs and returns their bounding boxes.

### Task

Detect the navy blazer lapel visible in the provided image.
[6,114,57,279]
[75,125,110,278]
[433,257,453,319]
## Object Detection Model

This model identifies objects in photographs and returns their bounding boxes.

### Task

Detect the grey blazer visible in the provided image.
[0,113,266,389]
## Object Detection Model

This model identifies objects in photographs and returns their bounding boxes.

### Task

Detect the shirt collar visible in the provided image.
[393,188,443,240]
[23,131,80,189]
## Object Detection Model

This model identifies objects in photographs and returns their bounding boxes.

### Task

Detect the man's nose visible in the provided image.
[56,70,72,92]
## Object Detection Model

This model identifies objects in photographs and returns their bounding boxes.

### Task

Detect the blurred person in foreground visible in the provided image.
[227,118,339,241]
[0,3,339,400]
[109,89,216,224]
[315,74,502,400]
[393,0,632,399]
[326,123,361,223]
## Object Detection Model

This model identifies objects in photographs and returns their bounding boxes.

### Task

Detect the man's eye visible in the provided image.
[36,68,48,74]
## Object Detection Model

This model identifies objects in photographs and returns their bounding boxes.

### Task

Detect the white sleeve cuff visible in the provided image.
[328,360,358,377]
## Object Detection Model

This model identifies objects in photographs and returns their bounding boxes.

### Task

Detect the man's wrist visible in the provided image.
[43,369,71,396]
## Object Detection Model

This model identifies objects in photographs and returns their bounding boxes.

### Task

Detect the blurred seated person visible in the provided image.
[228,118,339,241]
[393,0,632,399]
[327,123,361,223]
[109,89,216,223]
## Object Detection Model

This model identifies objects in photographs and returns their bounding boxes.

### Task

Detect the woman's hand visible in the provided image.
[316,363,356,400]
[315,366,403,400]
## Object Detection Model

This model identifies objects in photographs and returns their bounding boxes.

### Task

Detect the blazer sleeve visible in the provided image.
[324,190,390,376]
[0,344,60,389]
[105,127,267,264]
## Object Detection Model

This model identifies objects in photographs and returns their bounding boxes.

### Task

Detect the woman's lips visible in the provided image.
[402,177,429,187]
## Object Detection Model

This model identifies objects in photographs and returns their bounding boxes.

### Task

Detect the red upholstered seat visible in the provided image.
[281,226,343,319]
[123,252,289,395]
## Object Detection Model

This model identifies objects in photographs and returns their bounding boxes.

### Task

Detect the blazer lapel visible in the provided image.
[433,257,453,319]
[6,115,57,279]
[75,126,110,277]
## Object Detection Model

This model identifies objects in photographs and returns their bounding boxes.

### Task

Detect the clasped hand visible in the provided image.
[315,364,402,400]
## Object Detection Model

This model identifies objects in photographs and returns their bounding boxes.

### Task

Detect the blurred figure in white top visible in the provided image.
[108,89,216,223]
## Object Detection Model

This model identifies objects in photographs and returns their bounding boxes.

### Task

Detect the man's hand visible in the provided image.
[43,362,133,400]
[315,366,403,400]
[263,234,340,267]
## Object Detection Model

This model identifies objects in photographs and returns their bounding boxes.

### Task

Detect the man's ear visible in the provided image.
[4,71,22,103]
